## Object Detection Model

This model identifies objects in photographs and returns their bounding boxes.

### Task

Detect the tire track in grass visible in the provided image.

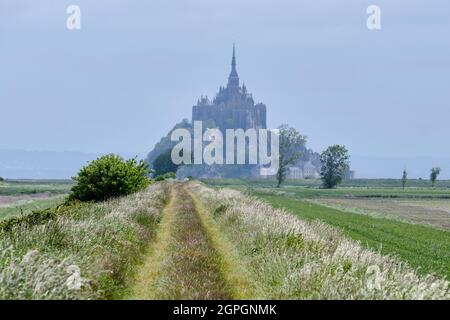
[126,183,235,299]
[125,186,177,299]
[187,187,257,299]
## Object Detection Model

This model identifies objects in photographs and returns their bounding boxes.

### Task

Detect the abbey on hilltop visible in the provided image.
[192,45,267,131]
[146,45,341,179]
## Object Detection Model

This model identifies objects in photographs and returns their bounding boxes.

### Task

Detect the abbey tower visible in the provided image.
[192,45,267,131]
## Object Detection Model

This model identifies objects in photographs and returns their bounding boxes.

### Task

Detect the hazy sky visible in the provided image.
[1,1,450,176]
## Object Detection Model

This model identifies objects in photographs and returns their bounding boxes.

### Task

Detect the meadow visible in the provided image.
[192,182,449,299]
[312,198,450,230]
[0,179,448,299]
[203,178,450,190]
[127,182,450,299]
[206,179,450,280]
[0,180,73,221]
[0,180,73,196]
[0,196,65,221]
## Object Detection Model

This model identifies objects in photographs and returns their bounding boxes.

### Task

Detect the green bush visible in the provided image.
[155,172,176,181]
[71,154,151,201]
[0,177,4,182]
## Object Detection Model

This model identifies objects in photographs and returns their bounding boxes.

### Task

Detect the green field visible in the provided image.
[0,196,65,221]
[204,179,450,198]
[0,180,73,196]
[312,197,450,231]
[203,178,450,190]
[273,186,450,199]
[0,180,72,221]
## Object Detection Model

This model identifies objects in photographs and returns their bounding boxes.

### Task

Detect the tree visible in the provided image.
[430,167,441,188]
[152,149,179,177]
[320,145,350,189]
[276,125,307,188]
[71,154,150,202]
[402,169,408,190]
[0,177,4,182]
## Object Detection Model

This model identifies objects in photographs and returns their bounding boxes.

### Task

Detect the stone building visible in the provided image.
[287,161,320,179]
[192,45,267,131]
[344,170,356,180]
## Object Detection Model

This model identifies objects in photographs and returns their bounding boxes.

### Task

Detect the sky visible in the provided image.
[1,0,450,178]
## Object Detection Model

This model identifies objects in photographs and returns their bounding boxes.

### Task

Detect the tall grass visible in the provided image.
[0,183,169,300]
[192,182,450,300]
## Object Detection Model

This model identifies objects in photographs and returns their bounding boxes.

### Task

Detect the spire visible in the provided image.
[231,43,236,72]
[228,43,239,88]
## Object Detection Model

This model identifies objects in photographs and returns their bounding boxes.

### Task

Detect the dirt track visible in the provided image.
[127,183,233,299]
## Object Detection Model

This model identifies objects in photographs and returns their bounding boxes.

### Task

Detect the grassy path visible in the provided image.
[127,183,250,299]
[187,189,257,299]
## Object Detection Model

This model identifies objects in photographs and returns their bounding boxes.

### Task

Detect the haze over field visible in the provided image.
[1,1,450,178]
[1,150,449,180]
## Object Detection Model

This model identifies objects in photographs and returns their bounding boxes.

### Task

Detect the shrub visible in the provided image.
[71,154,151,202]
[0,177,4,182]
[155,172,176,181]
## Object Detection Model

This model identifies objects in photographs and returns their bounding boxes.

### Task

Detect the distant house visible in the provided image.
[287,166,303,179]
[287,161,320,179]
[344,170,356,180]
